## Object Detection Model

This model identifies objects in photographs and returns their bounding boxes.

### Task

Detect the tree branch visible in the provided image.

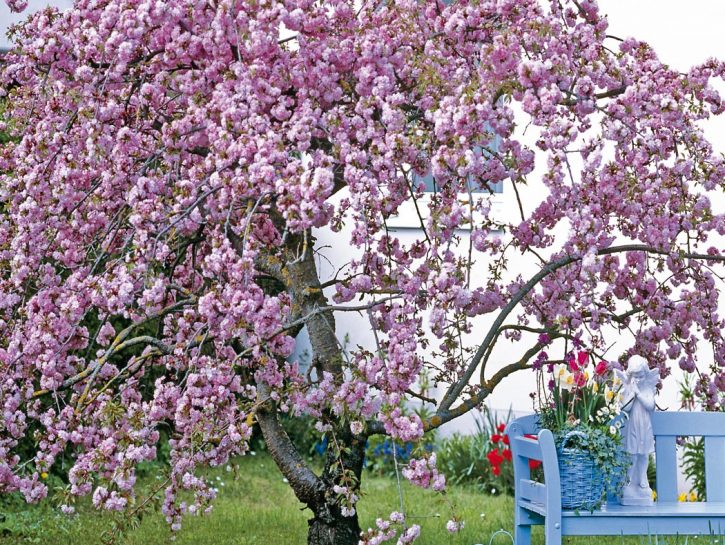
[438,244,724,411]
[31,298,194,399]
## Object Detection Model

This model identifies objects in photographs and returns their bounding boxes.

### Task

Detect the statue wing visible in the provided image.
[643,367,660,391]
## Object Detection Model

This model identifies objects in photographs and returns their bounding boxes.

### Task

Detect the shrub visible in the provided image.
[364,406,438,477]
[434,408,521,495]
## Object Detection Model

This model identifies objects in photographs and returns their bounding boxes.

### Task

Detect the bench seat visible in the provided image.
[520,501,725,535]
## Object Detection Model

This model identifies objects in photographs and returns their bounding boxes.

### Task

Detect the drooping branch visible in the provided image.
[31,298,194,399]
[438,244,724,411]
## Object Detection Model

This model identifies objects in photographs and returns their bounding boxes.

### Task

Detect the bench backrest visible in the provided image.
[507,411,725,506]
[507,415,561,517]
[650,412,725,502]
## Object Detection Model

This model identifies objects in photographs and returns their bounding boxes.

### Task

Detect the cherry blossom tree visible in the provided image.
[1,0,723,543]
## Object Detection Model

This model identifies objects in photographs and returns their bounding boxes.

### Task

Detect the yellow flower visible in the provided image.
[652,490,657,501]
[40,472,48,480]
[604,386,614,402]
[561,372,575,391]
[689,491,697,502]
[592,382,599,393]
[678,492,687,502]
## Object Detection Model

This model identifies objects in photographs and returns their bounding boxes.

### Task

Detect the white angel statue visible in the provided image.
[615,355,660,506]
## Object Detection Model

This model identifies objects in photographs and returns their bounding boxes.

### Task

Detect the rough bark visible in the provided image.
[308,428,366,545]
[251,229,364,545]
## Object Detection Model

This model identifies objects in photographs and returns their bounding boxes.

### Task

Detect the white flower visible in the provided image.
[561,372,576,391]
[446,519,464,533]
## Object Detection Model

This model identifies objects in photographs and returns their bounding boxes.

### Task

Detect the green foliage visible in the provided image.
[0,99,16,146]
[678,373,724,500]
[0,506,75,543]
[364,405,438,478]
[682,438,705,500]
[364,433,436,478]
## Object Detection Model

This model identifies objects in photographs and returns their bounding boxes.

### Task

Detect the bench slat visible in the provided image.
[563,516,724,537]
[655,435,678,502]
[705,437,725,502]
[651,412,725,437]
[562,501,725,517]
[519,479,546,505]
[511,436,542,461]
[519,499,547,517]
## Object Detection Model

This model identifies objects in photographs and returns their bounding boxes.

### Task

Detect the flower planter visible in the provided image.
[557,431,606,509]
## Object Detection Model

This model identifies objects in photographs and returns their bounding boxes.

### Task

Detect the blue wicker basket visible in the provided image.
[557,431,606,509]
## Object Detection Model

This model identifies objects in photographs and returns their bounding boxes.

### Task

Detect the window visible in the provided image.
[387,135,506,230]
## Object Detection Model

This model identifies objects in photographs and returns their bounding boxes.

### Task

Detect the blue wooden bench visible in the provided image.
[507,411,725,544]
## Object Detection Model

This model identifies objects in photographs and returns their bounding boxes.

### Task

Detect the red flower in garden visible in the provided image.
[577,350,589,366]
[594,360,608,376]
[502,448,512,462]
[487,448,504,467]
[491,434,502,443]
[497,423,506,433]
[492,465,501,476]
[529,459,542,470]
[502,434,510,445]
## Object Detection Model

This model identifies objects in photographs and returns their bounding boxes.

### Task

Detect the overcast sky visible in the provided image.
[599,0,725,69]
[3,1,725,61]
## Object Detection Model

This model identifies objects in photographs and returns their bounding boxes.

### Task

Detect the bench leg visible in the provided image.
[544,518,561,545]
[514,523,531,545]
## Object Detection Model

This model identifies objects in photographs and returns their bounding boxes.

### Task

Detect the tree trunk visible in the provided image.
[307,511,361,545]
[257,401,366,545]
[307,428,366,545]
[252,229,366,545]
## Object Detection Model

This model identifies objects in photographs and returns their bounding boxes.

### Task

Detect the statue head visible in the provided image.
[627,355,649,382]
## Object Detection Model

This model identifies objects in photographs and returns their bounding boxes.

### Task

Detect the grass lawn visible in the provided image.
[0,453,706,545]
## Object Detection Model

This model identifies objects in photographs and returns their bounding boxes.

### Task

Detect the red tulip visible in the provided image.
[577,350,589,366]
[568,357,579,372]
[487,448,504,467]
